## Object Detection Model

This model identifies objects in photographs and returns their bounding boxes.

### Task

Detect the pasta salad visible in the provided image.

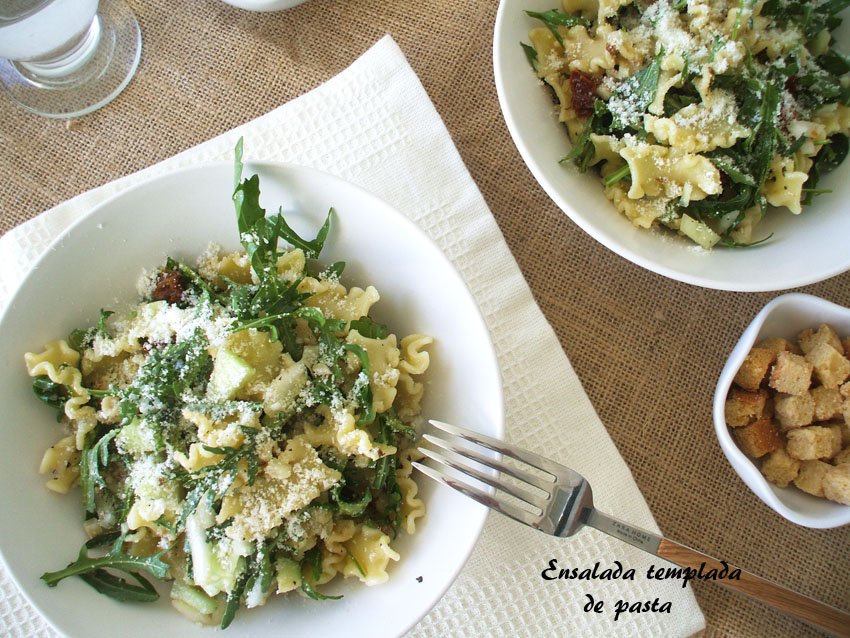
[523,0,850,248]
[25,140,429,628]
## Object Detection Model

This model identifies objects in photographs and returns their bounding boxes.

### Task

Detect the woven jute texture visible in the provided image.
[1,1,848,636]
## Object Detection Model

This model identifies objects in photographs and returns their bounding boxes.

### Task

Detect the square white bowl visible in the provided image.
[713,293,850,528]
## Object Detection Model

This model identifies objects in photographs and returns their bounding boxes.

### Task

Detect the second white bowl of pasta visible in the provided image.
[495,0,850,291]
[0,149,502,637]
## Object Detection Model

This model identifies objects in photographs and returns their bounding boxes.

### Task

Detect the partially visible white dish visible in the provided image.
[219,0,308,11]
[493,0,850,291]
[714,293,850,528]
[0,161,503,637]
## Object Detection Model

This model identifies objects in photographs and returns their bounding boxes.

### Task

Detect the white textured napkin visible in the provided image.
[0,35,705,638]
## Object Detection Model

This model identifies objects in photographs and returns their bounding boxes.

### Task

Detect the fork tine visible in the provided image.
[429,420,579,483]
[418,446,550,511]
[411,461,544,529]
[423,433,556,494]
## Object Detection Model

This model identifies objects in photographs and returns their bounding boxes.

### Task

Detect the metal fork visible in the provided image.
[412,420,850,637]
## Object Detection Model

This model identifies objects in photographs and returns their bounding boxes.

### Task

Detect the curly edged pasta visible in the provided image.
[523,0,850,248]
[27,140,431,629]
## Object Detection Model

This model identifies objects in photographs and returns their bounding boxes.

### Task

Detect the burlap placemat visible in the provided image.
[1,1,848,636]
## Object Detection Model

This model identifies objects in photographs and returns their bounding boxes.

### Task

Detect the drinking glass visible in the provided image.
[0,0,141,118]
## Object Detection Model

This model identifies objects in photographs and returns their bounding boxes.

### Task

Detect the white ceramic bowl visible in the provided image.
[494,0,850,291]
[713,293,850,528]
[0,161,503,637]
[219,0,308,11]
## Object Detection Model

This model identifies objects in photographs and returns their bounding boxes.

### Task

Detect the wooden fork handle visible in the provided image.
[658,538,850,637]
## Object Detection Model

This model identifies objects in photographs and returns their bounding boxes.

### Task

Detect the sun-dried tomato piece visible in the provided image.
[570,70,602,119]
[152,270,186,305]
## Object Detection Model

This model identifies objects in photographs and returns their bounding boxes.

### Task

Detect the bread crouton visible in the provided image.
[836,420,850,447]
[798,324,843,355]
[774,392,814,430]
[794,460,831,497]
[733,416,781,458]
[725,388,769,427]
[811,386,843,421]
[805,342,850,389]
[758,337,802,356]
[760,448,800,488]
[843,337,850,360]
[769,351,812,396]
[734,347,776,392]
[823,464,850,505]
[833,446,850,466]
[786,425,843,460]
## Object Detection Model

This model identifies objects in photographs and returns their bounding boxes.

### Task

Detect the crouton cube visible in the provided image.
[843,337,850,360]
[760,447,800,487]
[833,446,850,466]
[805,342,850,389]
[841,381,850,399]
[733,416,781,458]
[786,425,843,460]
[812,386,843,421]
[774,392,814,430]
[769,351,813,395]
[823,464,850,505]
[837,420,850,446]
[758,337,802,356]
[798,324,843,354]
[725,388,769,427]
[794,460,831,497]
[734,347,776,392]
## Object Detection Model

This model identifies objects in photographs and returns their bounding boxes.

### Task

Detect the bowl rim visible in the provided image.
[713,292,850,529]
[0,159,505,637]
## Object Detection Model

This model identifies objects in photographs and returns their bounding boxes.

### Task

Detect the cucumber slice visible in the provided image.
[115,417,155,456]
[275,557,302,594]
[680,214,721,249]
[171,580,218,615]
[207,349,255,401]
[186,498,253,597]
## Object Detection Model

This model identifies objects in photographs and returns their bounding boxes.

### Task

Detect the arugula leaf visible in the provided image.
[95,309,114,339]
[78,569,159,603]
[118,329,211,424]
[710,156,758,187]
[221,566,249,629]
[380,408,416,438]
[331,483,372,517]
[276,208,334,259]
[817,48,850,75]
[804,133,849,204]
[525,9,590,47]
[349,316,388,339]
[521,42,539,72]
[68,328,88,352]
[41,533,170,588]
[299,547,342,601]
[181,431,259,524]
[79,429,120,514]
[603,164,631,187]
[342,344,375,426]
[32,376,67,416]
[762,0,848,37]
[320,261,345,280]
[609,49,664,131]
[66,309,114,351]
[346,551,367,578]
[561,99,611,172]
[372,418,403,534]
